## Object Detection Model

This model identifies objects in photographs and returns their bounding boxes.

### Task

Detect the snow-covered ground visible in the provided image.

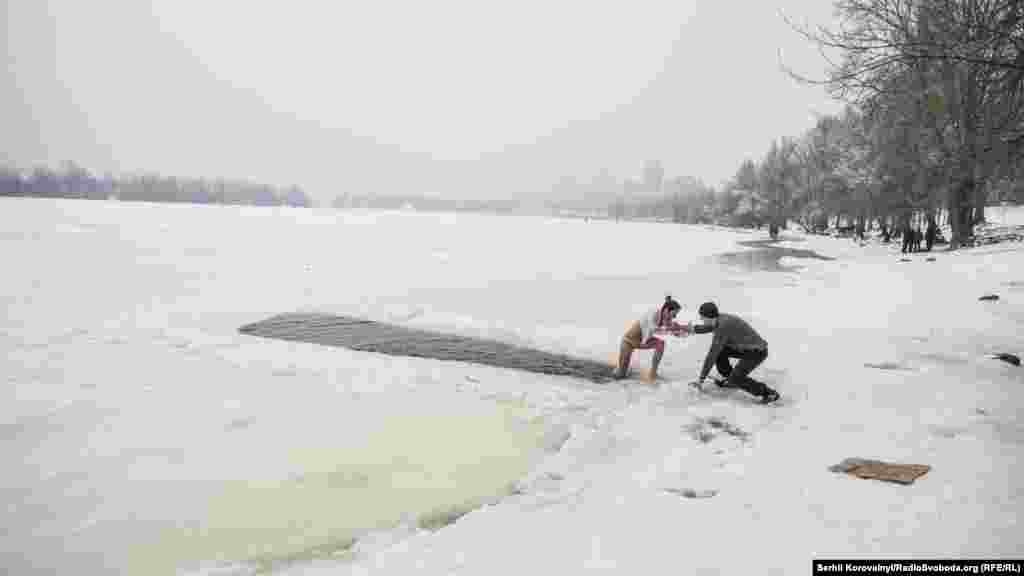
[1,198,1021,575]
[988,203,1024,226]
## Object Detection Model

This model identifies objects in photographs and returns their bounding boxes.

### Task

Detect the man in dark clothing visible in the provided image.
[901,222,912,253]
[925,219,937,252]
[691,302,780,404]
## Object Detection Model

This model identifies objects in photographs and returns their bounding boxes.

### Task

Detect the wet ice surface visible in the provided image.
[715,237,835,273]
[2,199,1022,575]
[239,313,617,383]
[1,199,742,575]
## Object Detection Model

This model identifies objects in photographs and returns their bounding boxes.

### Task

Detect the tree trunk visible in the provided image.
[972,180,987,225]
[973,87,998,226]
[959,60,979,245]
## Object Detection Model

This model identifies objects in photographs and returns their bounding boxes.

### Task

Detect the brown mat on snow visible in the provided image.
[828,458,931,485]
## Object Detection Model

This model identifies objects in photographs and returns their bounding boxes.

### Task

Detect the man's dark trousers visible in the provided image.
[716,347,769,396]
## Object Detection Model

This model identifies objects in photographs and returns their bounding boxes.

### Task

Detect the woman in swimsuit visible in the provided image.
[613,296,689,381]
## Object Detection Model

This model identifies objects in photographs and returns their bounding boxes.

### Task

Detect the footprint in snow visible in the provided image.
[664,487,718,499]
[684,416,750,444]
[226,417,252,431]
[864,361,915,371]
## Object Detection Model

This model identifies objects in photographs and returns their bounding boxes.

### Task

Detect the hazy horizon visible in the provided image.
[3,1,842,203]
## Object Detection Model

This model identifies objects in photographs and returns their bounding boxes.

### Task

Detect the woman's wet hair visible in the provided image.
[662,295,682,313]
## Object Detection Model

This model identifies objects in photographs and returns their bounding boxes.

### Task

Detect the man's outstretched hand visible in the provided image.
[668,322,691,337]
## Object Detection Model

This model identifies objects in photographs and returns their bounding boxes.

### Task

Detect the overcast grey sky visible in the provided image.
[3,0,842,201]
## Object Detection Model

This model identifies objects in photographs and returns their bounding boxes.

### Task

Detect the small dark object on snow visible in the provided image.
[979,294,1000,301]
[829,458,931,485]
[988,353,1021,367]
[664,487,718,499]
[899,258,911,262]
[864,361,913,371]
[926,257,936,262]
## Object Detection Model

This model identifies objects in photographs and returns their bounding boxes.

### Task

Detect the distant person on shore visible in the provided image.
[901,221,913,253]
[926,219,938,251]
[613,296,689,382]
[690,302,780,404]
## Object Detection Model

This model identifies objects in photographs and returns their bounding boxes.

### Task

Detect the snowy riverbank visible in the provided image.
[1,199,1020,575]
[284,215,1022,575]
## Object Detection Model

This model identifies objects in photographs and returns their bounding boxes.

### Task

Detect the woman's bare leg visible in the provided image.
[616,339,635,378]
[648,339,666,380]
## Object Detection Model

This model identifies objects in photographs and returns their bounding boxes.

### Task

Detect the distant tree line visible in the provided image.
[768,0,1024,248]
[333,193,538,215]
[0,162,312,208]
[607,179,719,223]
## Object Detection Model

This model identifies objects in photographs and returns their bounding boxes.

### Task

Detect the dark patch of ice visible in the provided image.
[714,239,834,273]
[239,313,617,383]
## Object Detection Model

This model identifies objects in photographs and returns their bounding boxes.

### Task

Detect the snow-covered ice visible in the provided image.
[1,198,1022,575]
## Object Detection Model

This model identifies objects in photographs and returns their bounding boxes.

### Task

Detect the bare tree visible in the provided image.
[784,0,1024,248]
